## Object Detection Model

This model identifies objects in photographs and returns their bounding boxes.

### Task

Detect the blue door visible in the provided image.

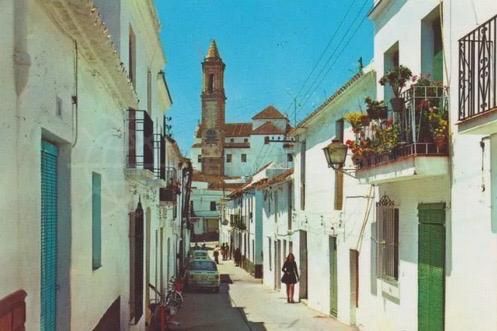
[41,140,58,331]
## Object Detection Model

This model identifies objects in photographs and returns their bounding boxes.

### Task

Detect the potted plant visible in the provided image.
[365,97,388,120]
[427,111,448,149]
[360,114,370,126]
[344,112,364,133]
[379,65,413,112]
[370,121,400,154]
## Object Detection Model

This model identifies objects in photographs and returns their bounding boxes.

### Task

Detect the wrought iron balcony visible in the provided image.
[160,167,179,204]
[127,109,154,173]
[355,85,449,184]
[458,14,497,133]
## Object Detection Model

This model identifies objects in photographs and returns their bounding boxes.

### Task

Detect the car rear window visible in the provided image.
[189,260,217,271]
[194,252,208,257]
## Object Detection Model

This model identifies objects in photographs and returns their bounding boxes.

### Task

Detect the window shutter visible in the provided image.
[375,206,383,279]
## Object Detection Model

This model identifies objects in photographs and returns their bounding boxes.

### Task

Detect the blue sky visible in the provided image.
[157,1,373,154]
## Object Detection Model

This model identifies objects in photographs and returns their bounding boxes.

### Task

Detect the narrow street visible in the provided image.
[171,257,356,331]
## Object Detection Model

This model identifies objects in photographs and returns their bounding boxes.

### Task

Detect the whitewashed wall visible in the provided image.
[444,1,497,331]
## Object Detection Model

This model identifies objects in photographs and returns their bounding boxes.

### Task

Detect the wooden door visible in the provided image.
[329,236,338,317]
[418,203,445,331]
[299,231,308,299]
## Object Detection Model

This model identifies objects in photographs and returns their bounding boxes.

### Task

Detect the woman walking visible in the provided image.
[281,253,299,303]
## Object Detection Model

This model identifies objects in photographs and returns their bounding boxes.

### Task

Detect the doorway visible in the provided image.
[349,249,359,324]
[299,231,308,299]
[329,236,338,317]
[418,203,445,331]
[41,140,59,330]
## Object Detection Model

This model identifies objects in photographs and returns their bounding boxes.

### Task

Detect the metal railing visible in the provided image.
[459,14,497,120]
[359,85,448,169]
[127,109,154,172]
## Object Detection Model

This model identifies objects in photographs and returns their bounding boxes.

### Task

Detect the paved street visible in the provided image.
[171,258,357,331]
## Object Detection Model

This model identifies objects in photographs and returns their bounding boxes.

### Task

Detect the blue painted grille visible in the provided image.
[41,140,58,331]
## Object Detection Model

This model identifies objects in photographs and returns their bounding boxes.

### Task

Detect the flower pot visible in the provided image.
[378,107,388,119]
[390,97,405,112]
[434,135,447,150]
[360,115,370,126]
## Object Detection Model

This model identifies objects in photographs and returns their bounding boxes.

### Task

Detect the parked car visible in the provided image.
[189,249,210,261]
[186,259,220,292]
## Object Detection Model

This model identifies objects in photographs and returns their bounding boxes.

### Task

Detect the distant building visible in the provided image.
[189,42,294,240]
[190,41,294,178]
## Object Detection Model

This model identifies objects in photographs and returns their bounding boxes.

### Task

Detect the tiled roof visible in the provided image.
[251,121,286,135]
[225,123,252,137]
[252,105,287,120]
[259,169,294,189]
[296,70,374,129]
[206,40,220,59]
[191,171,242,190]
[225,142,250,149]
[196,123,252,139]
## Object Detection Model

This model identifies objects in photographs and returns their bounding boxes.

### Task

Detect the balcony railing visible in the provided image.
[459,14,497,121]
[358,85,448,169]
[160,167,178,203]
[127,109,154,172]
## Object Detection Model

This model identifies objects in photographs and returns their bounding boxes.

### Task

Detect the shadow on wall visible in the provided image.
[171,277,266,331]
[373,0,408,32]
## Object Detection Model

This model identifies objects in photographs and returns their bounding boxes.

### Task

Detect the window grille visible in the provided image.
[375,195,399,281]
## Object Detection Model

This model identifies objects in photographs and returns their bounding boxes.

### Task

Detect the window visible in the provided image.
[287,153,293,162]
[92,172,102,270]
[244,138,249,143]
[241,154,247,162]
[230,138,234,143]
[376,199,399,281]
[129,26,136,88]
[226,154,232,163]
[198,154,202,163]
[208,74,214,93]
[210,201,217,211]
[384,43,399,102]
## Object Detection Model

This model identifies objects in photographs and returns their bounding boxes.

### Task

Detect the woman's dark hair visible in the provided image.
[286,253,295,262]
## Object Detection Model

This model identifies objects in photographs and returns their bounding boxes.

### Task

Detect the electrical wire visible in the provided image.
[297,0,370,115]
[283,0,358,116]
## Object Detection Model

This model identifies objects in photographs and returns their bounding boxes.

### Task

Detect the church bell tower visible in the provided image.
[200,40,226,176]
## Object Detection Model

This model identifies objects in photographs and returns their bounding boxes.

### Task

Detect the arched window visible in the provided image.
[207,74,214,92]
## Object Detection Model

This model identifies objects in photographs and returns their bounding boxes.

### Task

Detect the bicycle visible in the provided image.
[148,283,180,331]
[165,276,184,310]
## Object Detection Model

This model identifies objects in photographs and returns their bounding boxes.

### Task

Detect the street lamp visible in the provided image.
[322,139,348,170]
[322,139,357,178]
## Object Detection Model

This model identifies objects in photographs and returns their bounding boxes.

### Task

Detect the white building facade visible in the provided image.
[0,0,187,330]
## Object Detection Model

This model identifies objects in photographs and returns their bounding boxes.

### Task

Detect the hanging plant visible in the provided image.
[379,65,413,112]
[365,97,388,120]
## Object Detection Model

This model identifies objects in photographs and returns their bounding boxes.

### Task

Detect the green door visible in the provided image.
[41,140,58,331]
[418,203,445,331]
[330,236,338,317]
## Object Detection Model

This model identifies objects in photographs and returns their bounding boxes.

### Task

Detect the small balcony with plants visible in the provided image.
[160,167,180,205]
[458,14,497,134]
[345,66,450,184]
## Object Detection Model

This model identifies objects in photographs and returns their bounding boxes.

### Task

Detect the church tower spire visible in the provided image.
[200,40,226,176]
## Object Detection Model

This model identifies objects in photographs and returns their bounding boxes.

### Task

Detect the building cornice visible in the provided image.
[39,0,138,109]
[368,0,393,20]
